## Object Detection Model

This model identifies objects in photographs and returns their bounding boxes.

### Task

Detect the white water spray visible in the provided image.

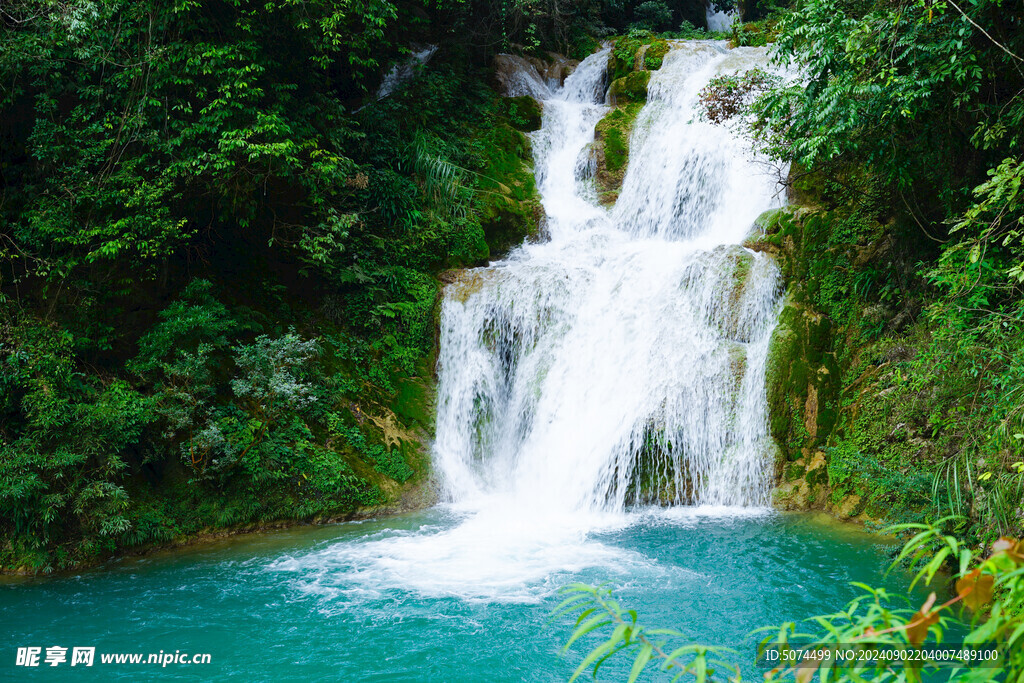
[706,5,739,33]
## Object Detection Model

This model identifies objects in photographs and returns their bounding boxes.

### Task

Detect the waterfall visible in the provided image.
[273,42,786,602]
[376,45,438,100]
[706,5,739,33]
[435,43,785,514]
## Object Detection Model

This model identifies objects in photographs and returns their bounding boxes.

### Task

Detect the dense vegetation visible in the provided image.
[0,0,703,572]
[776,0,1023,541]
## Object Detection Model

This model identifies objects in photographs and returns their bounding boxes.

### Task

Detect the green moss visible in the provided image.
[765,294,841,461]
[730,18,780,47]
[500,95,543,132]
[596,108,632,173]
[475,121,543,258]
[591,44,659,207]
[723,247,754,305]
[569,33,601,61]
[608,71,650,105]
[391,354,435,432]
[609,37,643,81]
[766,323,797,447]
[754,208,786,235]
[593,101,644,204]
[643,40,670,70]
[609,35,671,80]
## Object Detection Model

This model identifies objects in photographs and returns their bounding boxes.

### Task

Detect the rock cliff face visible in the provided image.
[746,206,851,515]
[749,176,932,523]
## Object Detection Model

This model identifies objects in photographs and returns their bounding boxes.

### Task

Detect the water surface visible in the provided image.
[0,510,910,681]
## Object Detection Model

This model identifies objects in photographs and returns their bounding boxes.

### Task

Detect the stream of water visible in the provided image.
[0,43,915,682]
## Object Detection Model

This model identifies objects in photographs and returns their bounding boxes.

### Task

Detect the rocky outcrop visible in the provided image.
[749,205,849,514]
[748,206,841,462]
[591,40,661,206]
[751,190,932,524]
[492,52,580,98]
[592,100,643,205]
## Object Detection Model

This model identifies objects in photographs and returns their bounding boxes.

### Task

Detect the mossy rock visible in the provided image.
[765,297,840,459]
[608,71,650,105]
[609,38,643,81]
[772,450,830,510]
[589,56,653,207]
[595,108,634,174]
[475,123,544,258]
[747,207,787,241]
[624,432,691,505]
[766,322,799,449]
[643,40,670,70]
[500,95,543,132]
[705,245,757,341]
[760,208,787,230]
[609,35,673,79]
[592,101,643,204]
[725,342,747,388]
[391,355,436,432]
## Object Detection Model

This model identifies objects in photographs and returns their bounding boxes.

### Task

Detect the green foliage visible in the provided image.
[328,414,414,483]
[0,314,151,570]
[759,523,1024,683]
[942,158,1024,284]
[0,0,378,292]
[674,20,710,39]
[632,1,673,32]
[0,0,579,570]
[610,34,668,81]
[752,0,1023,202]
[730,18,779,47]
[827,442,934,524]
[554,584,740,683]
[500,96,544,132]
[644,40,671,70]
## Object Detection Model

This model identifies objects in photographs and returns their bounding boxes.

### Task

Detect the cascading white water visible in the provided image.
[435,43,784,515]
[275,43,786,601]
[706,5,739,33]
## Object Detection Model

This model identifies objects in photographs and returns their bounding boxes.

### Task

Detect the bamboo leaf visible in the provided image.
[628,644,654,683]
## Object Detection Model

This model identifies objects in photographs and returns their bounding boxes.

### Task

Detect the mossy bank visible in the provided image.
[753,170,1023,539]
